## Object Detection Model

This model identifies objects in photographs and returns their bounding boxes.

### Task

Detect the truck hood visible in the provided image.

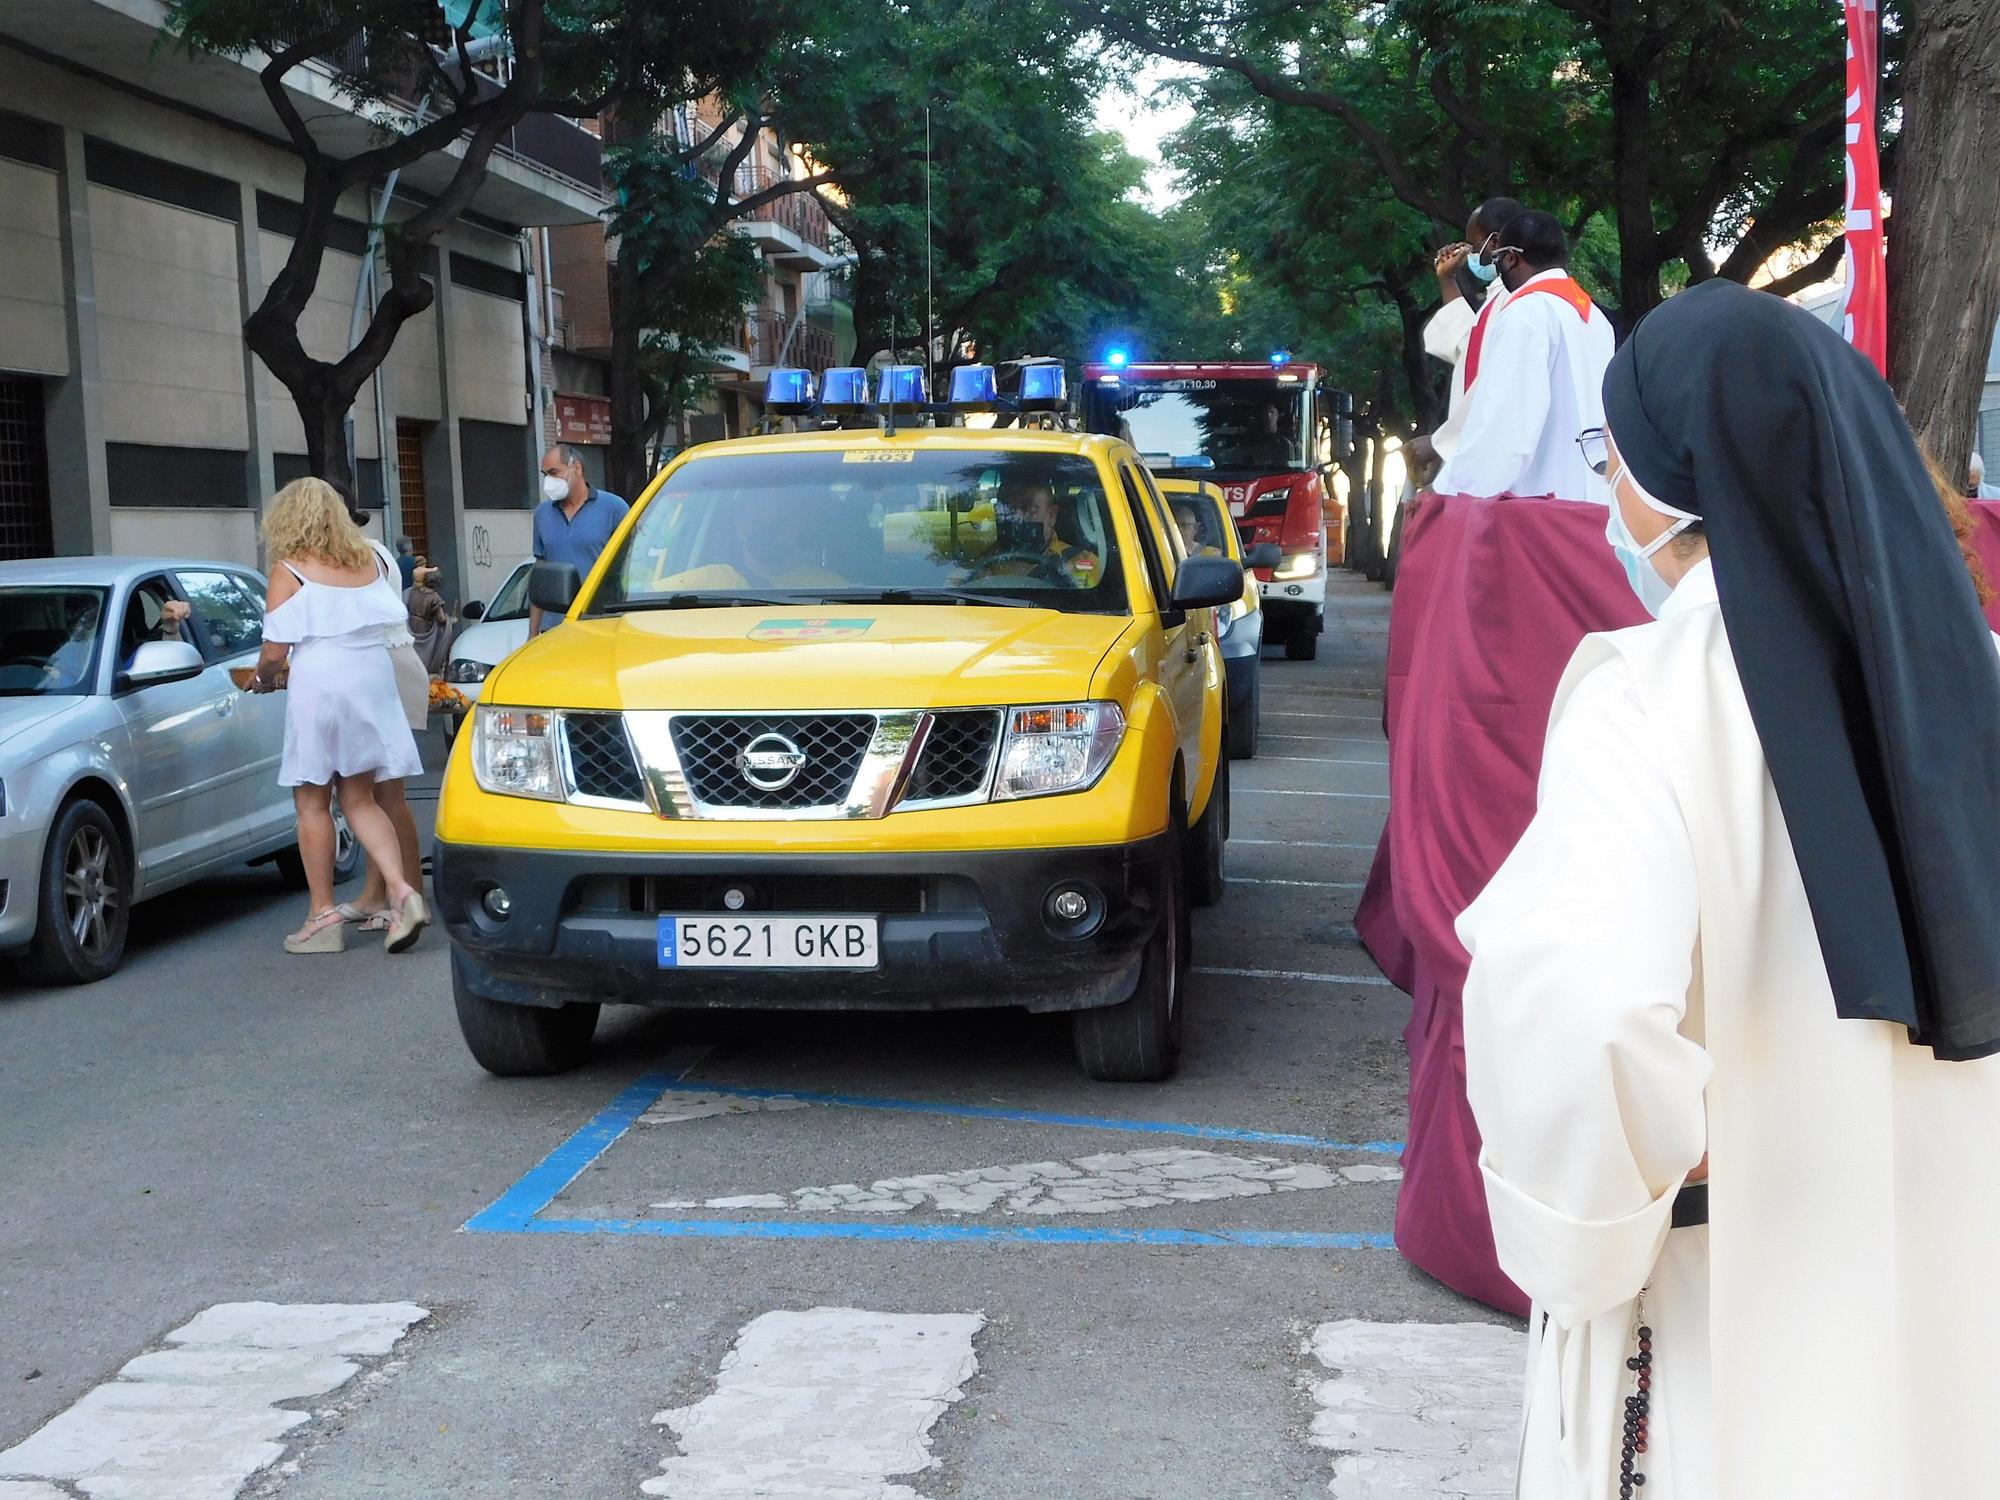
[486,605,1132,711]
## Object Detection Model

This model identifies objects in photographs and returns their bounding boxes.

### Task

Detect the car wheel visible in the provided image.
[1072,810,1188,1082]
[453,960,600,1077]
[1185,756,1228,908]
[1228,669,1259,760]
[275,796,360,889]
[1285,621,1319,661]
[30,799,131,984]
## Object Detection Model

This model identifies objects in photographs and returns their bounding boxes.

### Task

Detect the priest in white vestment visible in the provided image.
[1458,280,2000,1500]
[1433,210,1615,503]
[1413,196,1523,475]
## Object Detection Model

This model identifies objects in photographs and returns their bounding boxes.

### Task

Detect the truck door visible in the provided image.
[1117,462,1207,807]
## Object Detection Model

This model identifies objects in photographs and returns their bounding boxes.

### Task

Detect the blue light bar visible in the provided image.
[821,367,869,409]
[1269,349,1291,367]
[949,364,998,407]
[1017,363,1067,410]
[764,367,814,414]
[1106,348,1130,369]
[877,365,928,405]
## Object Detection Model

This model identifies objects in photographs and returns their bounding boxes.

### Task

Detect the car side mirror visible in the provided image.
[1170,555,1246,612]
[528,562,580,616]
[122,639,206,689]
[461,600,486,621]
[1246,542,1282,571]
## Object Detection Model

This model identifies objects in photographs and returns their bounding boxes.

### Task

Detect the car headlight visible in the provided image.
[473,706,563,801]
[1274,550,1319,580]
[993,702,1125,800]
[446,658,492,684]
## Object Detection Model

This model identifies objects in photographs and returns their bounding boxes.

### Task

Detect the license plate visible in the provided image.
[658,915,880,969]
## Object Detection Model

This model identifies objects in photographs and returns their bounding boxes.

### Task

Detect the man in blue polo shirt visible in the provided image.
[529,444,628,635]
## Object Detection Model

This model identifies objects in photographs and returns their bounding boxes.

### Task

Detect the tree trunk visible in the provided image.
[297,382,357,502]
[1886,0,2000,478]
[1607,60,1665,320]
[606,292,651,503]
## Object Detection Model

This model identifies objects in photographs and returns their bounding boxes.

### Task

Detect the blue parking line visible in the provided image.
[514,1217,1397,1249]
[463,1068,1405,1245]
[642,1081,1406,1156]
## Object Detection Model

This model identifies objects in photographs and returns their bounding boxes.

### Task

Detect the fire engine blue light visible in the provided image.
[1106,348,1130,368]
[820,367,869,408]
[877,365,928,405]
[764,367,814,412]
[948,364,998,406]
[1018,363,1068,408]
[1269,349,1291,367]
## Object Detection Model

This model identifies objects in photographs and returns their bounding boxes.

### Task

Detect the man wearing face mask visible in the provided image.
[529,445,628,636]
[1431,209,1613,503]
[1408,196,1524,479]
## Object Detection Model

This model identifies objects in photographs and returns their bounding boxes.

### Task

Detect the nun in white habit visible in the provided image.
[1457,279,2000,1500]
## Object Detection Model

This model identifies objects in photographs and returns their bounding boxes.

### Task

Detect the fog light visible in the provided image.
[1051,889,1090,922]
[482,886,512,919]
[722,885,749,912]
[1043,882,1105,939]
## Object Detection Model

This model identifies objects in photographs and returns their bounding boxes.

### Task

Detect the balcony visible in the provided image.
[730,166,844,271]
[745,310,836,378]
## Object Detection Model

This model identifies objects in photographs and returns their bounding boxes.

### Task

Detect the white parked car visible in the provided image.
[0,558,357,983]
[443,559,532,714]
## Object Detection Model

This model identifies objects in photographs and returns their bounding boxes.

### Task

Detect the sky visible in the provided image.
[1092,60,1200,212]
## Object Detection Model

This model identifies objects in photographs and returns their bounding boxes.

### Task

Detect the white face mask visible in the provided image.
[541,473,570,504]
[1604,462,1694,617]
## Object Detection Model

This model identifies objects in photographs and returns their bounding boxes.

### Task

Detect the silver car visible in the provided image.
[0,557,356,983]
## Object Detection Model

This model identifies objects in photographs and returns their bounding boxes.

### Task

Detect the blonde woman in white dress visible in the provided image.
[246,479,428,954]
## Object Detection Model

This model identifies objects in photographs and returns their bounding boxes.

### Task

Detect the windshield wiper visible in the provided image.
[602,592,803,613]
[814,588,1042,609]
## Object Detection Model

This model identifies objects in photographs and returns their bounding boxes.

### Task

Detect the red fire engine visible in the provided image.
[1082,358,1350,661]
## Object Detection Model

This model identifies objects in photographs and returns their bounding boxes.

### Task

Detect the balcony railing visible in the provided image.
[744,310,835,374]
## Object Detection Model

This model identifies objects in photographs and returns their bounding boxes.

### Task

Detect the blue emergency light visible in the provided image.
[1268,349,1291,367]
[877,365,928,405]
[764,367,815,414]
[1106,348,1130,369]
[1017,363,1067,411]
[948,364,998,407]
[820,366,869,410]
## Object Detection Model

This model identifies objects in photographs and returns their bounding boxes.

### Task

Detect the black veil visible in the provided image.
[1604,279,2000,1060]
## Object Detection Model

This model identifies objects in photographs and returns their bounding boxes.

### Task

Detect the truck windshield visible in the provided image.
[593,449,1129,615]
[1105,379,1309,474]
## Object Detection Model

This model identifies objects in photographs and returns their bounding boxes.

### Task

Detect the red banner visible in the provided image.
[1841,0,1888,374]
[554,392,612,446]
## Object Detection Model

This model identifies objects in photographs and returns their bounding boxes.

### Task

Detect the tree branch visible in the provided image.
[1757,236,1845,300]
[729,169,839,220]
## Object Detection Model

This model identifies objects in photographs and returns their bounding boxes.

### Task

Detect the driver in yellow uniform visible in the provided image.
[999,478,1100,586]
[1173,501,1225,559]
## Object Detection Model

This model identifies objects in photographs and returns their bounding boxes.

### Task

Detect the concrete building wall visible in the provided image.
[0,157,67,377]
[450,285,530,427]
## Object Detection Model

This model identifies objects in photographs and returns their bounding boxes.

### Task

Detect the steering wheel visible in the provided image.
[967,550,1070,586]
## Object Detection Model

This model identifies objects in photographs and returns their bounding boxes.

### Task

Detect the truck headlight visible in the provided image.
[993,702,1125,800]
[473,706,563,801]
[446,658,491,684]
[1274,550,1319,580]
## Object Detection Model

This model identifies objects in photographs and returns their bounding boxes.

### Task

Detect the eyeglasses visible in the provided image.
[1576,427,1610,477]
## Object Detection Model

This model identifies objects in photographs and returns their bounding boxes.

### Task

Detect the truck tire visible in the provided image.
[1228,670,1259,760]
[1185,757,1228,908]
[1285,621,1319,661]
[453,962,600,1077]
[1073,814,1188,1082]
[30,798,130,985]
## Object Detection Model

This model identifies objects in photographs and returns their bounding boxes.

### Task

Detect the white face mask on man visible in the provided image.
[541,472,571,504]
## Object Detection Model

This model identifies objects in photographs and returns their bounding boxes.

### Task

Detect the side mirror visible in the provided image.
[528,561,581,617]
[1246,542,1282,571]
[1170,555,1246,612]
[123,639,206,688]
[461,600,486,621]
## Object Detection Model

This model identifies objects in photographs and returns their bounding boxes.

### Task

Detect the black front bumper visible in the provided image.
[435,835,1173,1014]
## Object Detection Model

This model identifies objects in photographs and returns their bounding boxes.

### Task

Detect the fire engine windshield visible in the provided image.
[1107,379,1310,473]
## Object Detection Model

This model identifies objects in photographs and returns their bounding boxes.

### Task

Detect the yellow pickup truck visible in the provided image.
[433,366,1242,1082]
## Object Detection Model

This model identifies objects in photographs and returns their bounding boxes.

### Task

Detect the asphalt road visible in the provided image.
[0,572,1516,1500]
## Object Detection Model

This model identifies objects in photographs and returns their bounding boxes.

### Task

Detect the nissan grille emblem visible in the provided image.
[735,732,808,790]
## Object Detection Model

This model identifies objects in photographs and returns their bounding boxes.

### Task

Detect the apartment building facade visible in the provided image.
[0,0,606,610]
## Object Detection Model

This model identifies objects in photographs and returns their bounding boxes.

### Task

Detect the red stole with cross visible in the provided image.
[1462,276,1595,391]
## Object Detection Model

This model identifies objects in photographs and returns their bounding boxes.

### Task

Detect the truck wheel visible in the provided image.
[453,964,600,1077]
[30,798,130,985]
[1228,670,1259,760]
[1285,623,1319,661]
[1073,814,1188,1082]
[1185,757,1228,908]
